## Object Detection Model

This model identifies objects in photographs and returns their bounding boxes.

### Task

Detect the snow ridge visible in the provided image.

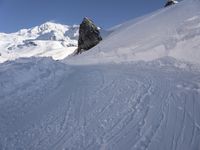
[65,0,200,65]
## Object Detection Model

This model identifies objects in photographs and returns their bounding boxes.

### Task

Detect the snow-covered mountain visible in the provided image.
[66,0,200,65]
[0,0,200,150]
[0,22,79,62]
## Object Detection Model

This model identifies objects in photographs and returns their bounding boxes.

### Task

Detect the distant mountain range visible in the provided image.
[0,22,79,62]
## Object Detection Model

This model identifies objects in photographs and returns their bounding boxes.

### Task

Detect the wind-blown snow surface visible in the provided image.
[1,0,200,150]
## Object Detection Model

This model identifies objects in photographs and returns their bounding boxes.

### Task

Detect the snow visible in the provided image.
[0,22,79,63]
[0,22,109,63]
[0,58,200,150]
[0,0,200,150]
[65,0,200,65]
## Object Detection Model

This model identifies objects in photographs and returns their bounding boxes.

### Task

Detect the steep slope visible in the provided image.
[0,22,79,63]
[0,0,200,150]
[66,0,200,65]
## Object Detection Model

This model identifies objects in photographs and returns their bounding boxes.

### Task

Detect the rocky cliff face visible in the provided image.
[76,17,102,54]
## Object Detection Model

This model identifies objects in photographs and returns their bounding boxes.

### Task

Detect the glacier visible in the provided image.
[0,0,200,150]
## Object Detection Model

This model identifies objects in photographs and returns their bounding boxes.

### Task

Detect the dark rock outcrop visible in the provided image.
[164,0,178,7]
[76,17,102,54]
[7,40,37,50]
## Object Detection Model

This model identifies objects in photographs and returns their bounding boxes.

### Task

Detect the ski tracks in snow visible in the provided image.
[52,64,200,150]
[0,61,200,150]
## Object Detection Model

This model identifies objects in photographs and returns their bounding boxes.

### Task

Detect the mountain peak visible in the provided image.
[29,21,70,35]
[0,21,79,63]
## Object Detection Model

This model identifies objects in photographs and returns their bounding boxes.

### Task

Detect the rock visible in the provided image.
[7,40,37,50]
[164,0,178,7]
[76,17,102,54]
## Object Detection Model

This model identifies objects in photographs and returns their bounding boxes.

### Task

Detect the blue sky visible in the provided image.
[0,0,164,33]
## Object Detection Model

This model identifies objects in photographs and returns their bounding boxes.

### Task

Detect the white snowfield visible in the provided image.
[1,0,200,150]
[0,22,79,63]
[1,57,200,150]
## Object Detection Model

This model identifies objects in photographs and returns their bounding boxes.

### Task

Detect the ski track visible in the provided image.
[0,62,200,150]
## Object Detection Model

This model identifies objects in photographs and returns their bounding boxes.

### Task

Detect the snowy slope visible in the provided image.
[0,0,200,150]
[0,57,200,150]
[66,0,200,65]
[0,22,79,63]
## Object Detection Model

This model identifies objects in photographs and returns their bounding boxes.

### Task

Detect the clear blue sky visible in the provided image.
[0,0,165,33]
